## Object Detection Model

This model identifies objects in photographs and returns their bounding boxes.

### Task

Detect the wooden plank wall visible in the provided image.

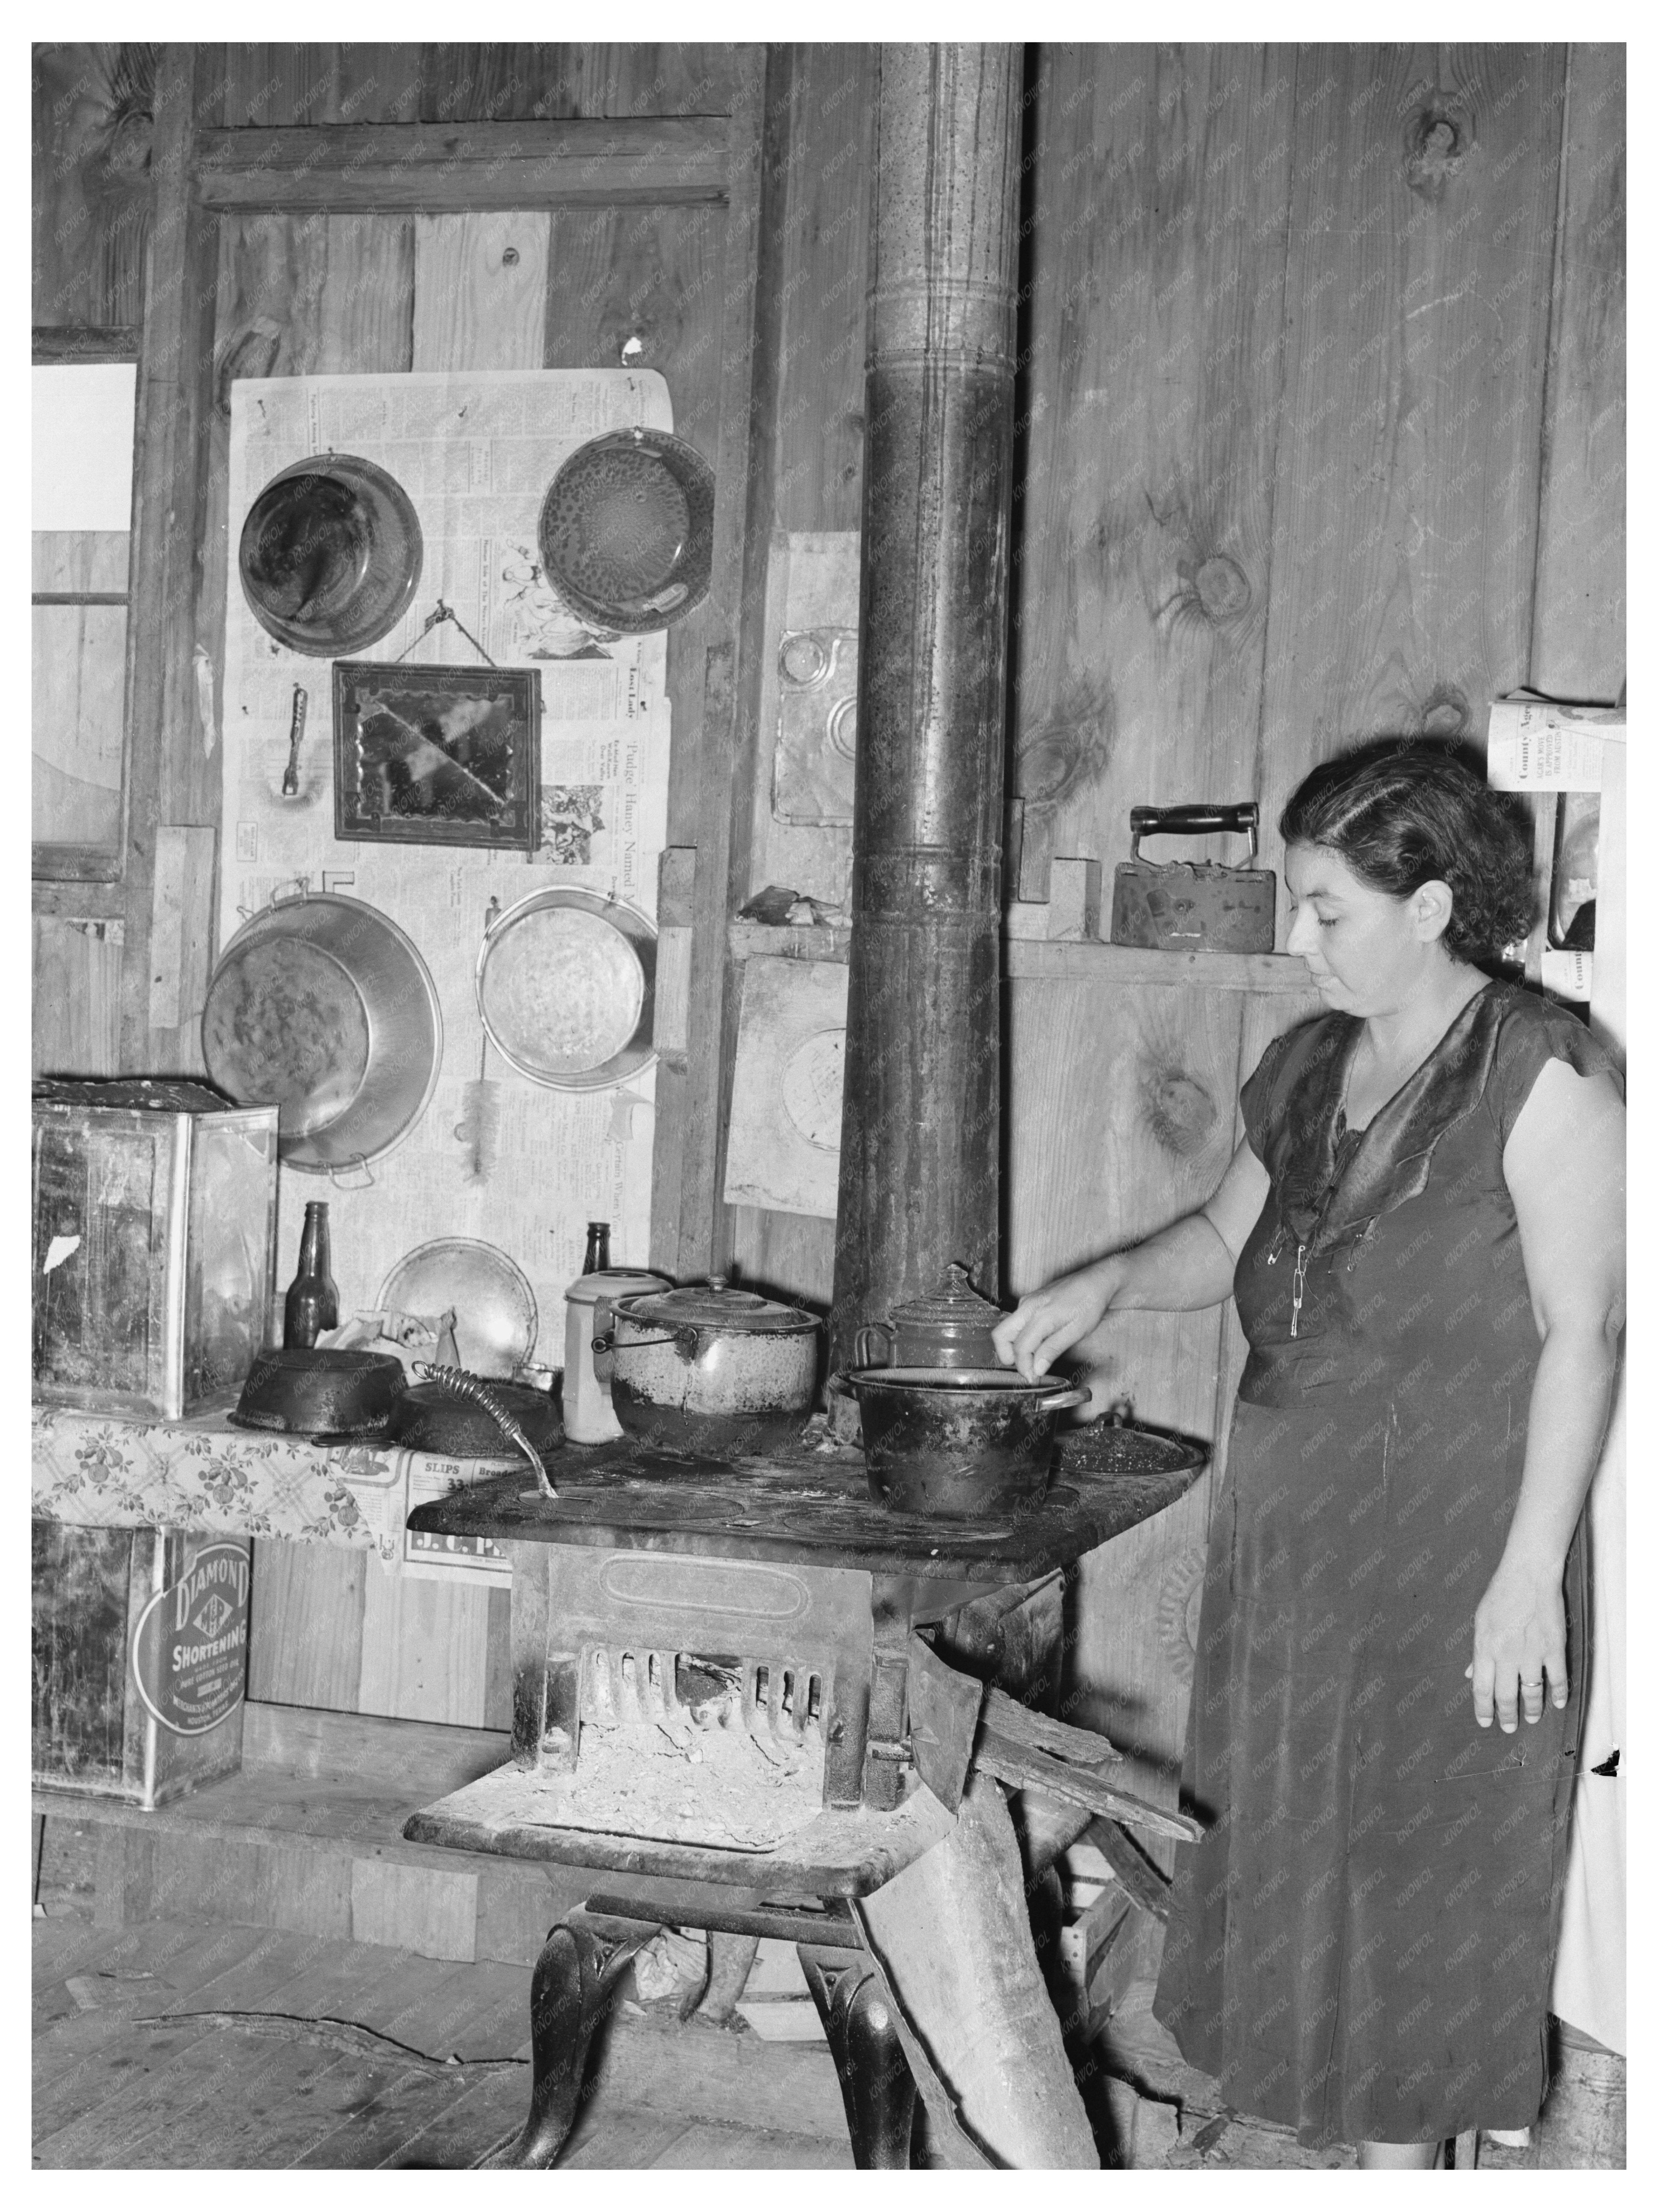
[1016,42,1570,900]
[33,48,1623,1763]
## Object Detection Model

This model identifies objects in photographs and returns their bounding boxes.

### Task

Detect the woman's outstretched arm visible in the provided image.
[991,1137,1270,1380]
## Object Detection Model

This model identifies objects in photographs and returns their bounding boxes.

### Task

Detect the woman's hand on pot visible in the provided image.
[991,1263,1119,1381]
[1466,1557,1568,1732]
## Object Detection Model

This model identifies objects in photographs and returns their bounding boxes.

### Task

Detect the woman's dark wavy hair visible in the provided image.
[1280,738,1535,963]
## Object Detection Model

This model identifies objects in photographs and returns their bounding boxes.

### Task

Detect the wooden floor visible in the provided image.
[35,1902,1624,2170]
[32,1908,853,2170]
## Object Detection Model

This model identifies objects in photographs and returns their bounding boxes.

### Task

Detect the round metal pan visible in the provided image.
[537,427,715,634]
[377,1239,539,1379]
[201,889,443,1175]
[239,453,423,657]
[476,886,656,1091]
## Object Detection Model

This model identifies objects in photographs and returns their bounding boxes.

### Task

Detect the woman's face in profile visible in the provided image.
[1284,842,1444,1015]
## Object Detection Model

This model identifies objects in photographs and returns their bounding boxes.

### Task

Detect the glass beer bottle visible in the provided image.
[284,1202,339,1349]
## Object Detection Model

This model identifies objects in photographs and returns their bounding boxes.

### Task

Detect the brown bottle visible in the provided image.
[583,1220,611,1274]
[283,1202,339,1349]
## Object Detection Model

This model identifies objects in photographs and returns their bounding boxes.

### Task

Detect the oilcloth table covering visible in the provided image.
[31,1402,505,1565]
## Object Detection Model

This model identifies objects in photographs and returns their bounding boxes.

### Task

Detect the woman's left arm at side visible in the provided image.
[1469,1058,1626,1732]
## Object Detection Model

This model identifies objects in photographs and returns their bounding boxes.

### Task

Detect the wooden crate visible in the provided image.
[33,1521,250,1809]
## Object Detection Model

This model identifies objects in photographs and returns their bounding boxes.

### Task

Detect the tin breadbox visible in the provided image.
[32,1080,279,1422]
[33,1523,251,1809]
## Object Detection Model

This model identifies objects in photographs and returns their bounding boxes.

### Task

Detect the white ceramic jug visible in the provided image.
[561,1267,669,1442]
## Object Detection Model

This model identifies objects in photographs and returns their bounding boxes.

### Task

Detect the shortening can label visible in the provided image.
[131,1542,251,1736]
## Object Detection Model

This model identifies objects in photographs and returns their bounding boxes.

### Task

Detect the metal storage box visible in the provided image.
[31,1080,279,1421]
[33,1522,251,1808]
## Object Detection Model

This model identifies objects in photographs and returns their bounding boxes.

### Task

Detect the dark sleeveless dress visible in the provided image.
[1152,982,1617,2146]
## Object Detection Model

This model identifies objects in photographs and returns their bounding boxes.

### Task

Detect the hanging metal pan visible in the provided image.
[239,453,423,657]
[476,885,656,1092]
[537,427,715,634]
[201,888,443,1175]
[377,1238,539,1379]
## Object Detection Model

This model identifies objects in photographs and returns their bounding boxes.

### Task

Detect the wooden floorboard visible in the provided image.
[33,1913,844,2171]
[648,2120,855,2169]
[35,1918,1622,2169]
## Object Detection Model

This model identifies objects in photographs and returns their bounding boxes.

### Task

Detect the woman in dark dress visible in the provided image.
[993,742,1625,2166]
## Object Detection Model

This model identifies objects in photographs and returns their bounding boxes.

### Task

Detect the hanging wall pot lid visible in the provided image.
[537,426,715,634]
[476,885,656,1091]
[239,452,423,657]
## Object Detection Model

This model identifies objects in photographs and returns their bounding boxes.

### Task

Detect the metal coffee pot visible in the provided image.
[854,1262,1006,1371]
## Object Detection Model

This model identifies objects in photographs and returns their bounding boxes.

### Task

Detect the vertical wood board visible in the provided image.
[32,43,154,329]
[246,1540,367,1713]
[411,212,551,371]
[1529,44,1625,698]
[1016,46,1296,891]
[1255,44,1566,874]
[356,1543,493,1732]
[147,824,217,1040]
[31,917,125,1077]
[770,44,876,536]
[115,46,218,1072]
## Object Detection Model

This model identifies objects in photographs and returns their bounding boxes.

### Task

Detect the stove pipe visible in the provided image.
[829,44,1023,1375]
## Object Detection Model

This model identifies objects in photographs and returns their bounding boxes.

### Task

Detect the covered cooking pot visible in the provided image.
[597,1276,820,1458]
[834,1367,1090,1519]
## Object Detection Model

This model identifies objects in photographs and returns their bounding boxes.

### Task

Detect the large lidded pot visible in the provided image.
[598,1276,821,1458]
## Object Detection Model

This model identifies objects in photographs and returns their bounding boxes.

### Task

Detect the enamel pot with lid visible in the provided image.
[596,1276,821,1458]
[854,1261,1006,1371]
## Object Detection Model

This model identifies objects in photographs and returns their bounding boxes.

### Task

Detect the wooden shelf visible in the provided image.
[1003,941,1314,993]
[729,918,1314,996]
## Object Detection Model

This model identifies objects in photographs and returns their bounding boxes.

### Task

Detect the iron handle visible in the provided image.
[854,1322,894,1368]
[1128,802,1259,867]
[1039,1386,1091,1413]
[594,1326,701,1360]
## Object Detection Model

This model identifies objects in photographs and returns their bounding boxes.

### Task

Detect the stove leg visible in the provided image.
[491,1918,649,2168]
[799,1946,918,2169]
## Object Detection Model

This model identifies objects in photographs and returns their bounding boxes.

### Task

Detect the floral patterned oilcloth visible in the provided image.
[31,1404,422,1562]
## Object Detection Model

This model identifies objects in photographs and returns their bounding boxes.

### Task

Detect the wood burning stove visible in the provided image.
[402,1424,1203,2165]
